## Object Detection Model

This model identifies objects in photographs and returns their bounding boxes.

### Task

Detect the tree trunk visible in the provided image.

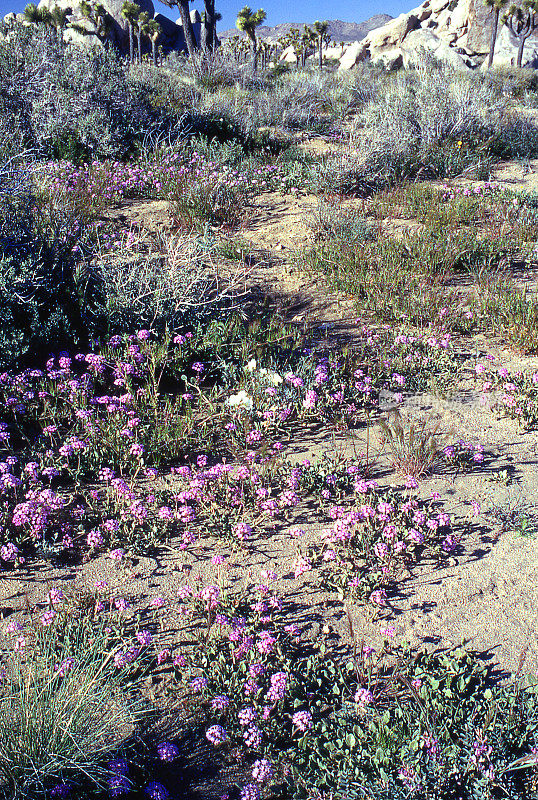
[517,33,528,67]
[248,31,257,71]
[128,23,134,63]
[136,30,141,62]
[318,36,322,68]
[203,0,214,51]
[152,38,157,65]
[487,6,500,68]
[178,0,197,57]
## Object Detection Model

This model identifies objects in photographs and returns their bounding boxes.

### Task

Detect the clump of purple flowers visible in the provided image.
[157,741,180,762]
[144,781,169,800]
[240,784,260,800]
[292,710,313,732]
[251,758,274,784]
[205,724,227,745]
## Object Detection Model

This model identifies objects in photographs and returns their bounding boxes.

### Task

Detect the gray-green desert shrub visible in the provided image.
[0,24,165,160]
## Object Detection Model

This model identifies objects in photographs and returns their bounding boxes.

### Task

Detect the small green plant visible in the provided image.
[488,467,514,486]
[308,200,373,244]
[489,491,538,538]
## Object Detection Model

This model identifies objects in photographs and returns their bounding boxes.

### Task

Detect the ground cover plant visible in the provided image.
[301,183,538,350]
[5,24,538,800]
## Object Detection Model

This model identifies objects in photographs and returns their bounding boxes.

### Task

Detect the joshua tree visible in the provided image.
[50,5,70,45]
[136,9,151,61]
[303,24,317,66]
[236,6,266,71]
[159,0,197,57]
[213,10,222,47]
[24,3,53,26]
[141,15,161,64]
[313,19,329,68]
[74,1,113,47]
[121,0,140,62]
[283,26,301,67]
[485,0,508,67]
[93,2,112,44]
[258,39,273,68]
[502,0,538,67]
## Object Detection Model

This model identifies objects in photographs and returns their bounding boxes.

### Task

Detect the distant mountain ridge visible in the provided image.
[218,15,394,44]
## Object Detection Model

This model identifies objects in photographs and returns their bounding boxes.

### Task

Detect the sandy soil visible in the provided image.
[4,157,538,690]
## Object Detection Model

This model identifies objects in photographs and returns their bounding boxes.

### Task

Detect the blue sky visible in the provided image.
[0,0,409,30]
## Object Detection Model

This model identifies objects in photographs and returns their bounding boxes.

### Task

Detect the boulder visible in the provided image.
[64,15,104,48]
[338,40,369,69]
[101,0,154,20]
[430,0,450,12]
[416,5,433,22]
[401,27,472,68]
[279,44,297,63]
[35,0,185,56]
[449,0,473,33]
[322,44,346,60]
[366,12,420,50]
[154,12,183,51]
[371,47,404,69]
[337,0,538,73]
[466,0,493,53]
[174,13,202,48]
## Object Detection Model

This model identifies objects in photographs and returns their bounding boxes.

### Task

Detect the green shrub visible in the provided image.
[351,66,538,182]
[0,186,102,368]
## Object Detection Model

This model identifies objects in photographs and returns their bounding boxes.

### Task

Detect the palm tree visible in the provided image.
[502,0,538,67]
[159,0,197,57]
[236,6,266,71]
[121,0,140,62]
[313,20,329,68]
[485,0,508,67]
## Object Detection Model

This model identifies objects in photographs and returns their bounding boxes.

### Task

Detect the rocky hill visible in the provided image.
[337,0,538,70]
[219,15,393,43]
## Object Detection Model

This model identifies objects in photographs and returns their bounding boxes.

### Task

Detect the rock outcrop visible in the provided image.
[338,0,538,71]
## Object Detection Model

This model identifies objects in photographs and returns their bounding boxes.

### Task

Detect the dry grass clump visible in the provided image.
[379,411,448,477]
[0,608,144,798]
[93,229,251,332]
